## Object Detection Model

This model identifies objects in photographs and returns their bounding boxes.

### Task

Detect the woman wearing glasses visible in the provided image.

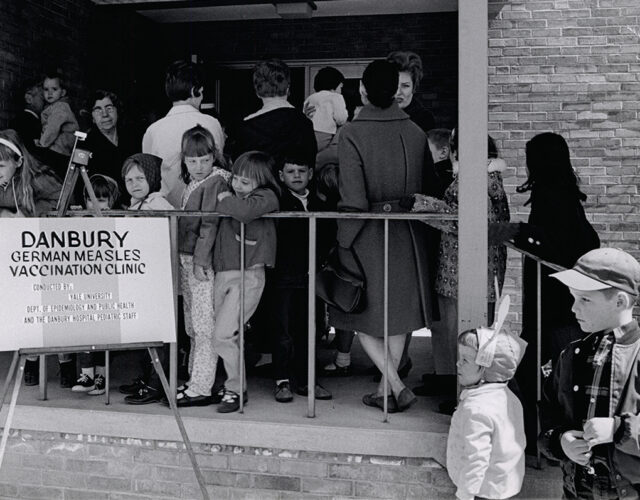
[84,90,136,206]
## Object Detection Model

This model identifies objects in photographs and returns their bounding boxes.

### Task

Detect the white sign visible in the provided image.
[0,217,176,351]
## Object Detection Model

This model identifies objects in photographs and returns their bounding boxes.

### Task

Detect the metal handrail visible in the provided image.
[504,240,568,468]
[42,209,455,421]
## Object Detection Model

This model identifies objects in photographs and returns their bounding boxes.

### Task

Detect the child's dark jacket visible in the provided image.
[213,187,279,271]
[271,188,321,288]
[539,320,640,494]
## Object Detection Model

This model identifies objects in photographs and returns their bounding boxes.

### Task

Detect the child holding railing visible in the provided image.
[211,151,280,413]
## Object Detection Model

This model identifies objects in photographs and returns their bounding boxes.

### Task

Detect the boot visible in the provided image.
[24,359,39,386]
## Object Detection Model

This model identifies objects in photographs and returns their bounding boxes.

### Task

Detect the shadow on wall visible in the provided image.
[488,0,510,19]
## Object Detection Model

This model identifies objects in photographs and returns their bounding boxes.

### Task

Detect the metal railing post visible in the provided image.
[239,222,246,413]
[307,217,317,418]
[383,219,389,422]
[169,215,179,400]
[536,260,542,468]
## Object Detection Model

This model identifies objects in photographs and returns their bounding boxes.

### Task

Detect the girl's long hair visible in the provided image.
[0,129,53,216]
[231,151,281,196]
[179,125,228,183]
[516,132,586,205]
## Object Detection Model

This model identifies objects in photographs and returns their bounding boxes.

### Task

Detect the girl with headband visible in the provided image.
[0,129,71,387]
[0,129,62,217]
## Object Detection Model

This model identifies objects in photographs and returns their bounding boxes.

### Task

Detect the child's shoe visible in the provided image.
[72,373,95,392]
[217,390,248,413]
[124,384,162,405]
[275,381,293,403]
[24,360,39,386]
[60,361,77,388]
[88,374,106,396]
[119,377,146,395]
[295,384,332,400]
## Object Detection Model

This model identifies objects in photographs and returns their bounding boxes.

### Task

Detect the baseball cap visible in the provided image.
[551,248,640,296]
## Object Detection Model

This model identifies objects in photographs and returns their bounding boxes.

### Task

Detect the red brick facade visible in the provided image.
[488,0,640,324]
[0,0,92,127]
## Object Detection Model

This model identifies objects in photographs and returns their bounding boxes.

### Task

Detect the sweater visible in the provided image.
[39,99,79,156]
[304,90,348,135]
[232,107,317,171]
[213,187,279,271]
[178,171,231,267]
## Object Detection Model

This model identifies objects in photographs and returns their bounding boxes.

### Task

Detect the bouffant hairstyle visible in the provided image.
[361,60,399,109]
[253,59,290,98]
[386,51,424,89]
[165,60,203,102]
[313,67,345,92]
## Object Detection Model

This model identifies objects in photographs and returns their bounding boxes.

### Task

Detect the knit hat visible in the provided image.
[121,153,163,194]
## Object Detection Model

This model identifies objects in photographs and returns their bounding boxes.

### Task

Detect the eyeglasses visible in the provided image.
[92,105,116,115]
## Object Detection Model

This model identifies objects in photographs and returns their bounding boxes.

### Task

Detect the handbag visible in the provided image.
[316,246,366,313]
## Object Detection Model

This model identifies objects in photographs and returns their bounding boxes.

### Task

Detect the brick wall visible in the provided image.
[0,429,454,499]
[0,0,93,129]
[488,0,640,325]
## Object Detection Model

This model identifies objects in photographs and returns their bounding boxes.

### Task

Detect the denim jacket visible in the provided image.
[539,320,640,497]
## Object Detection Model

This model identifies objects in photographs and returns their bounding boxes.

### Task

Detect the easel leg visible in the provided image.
[39,355,47,401]
[148,347,209,500]
[105,350,110,406]
[0,355,26,470]
[0,351,19,414]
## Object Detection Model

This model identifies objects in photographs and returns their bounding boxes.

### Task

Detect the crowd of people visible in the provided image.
[1,51,639,499]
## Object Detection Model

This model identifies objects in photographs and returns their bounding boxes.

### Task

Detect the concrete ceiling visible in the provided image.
[90,0,458,23]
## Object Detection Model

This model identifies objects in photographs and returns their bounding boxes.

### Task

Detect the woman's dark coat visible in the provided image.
[329,103,435,337]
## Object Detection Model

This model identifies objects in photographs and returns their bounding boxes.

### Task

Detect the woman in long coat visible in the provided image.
[330,60,435,412]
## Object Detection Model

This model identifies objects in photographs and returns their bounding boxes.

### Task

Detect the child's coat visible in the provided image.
[447,383,525,500]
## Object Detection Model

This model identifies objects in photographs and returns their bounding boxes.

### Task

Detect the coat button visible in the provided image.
[575,347,580,354]
[573,385,579,392]
[616,474,622,481]
[621,489,627,496]
[383,203,391,212]
[528,237,534,244]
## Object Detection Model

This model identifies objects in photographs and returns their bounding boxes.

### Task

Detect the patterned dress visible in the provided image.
[412,159,511,302]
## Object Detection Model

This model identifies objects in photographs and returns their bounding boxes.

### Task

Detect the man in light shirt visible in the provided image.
[142,60,225,208]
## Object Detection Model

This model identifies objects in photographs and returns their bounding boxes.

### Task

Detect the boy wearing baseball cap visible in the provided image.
[540,248,640,499]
